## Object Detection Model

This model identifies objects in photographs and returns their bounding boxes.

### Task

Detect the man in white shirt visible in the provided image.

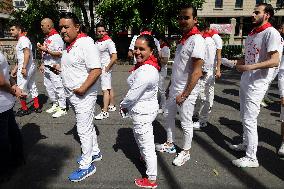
[0,51,24,178]
[37,18,67,118]
[211,29,223,79]
[58,12,102,182]
[155,4,205,166]
[94,23,117,120]
[10,23,40,116]
[230,3,283,167]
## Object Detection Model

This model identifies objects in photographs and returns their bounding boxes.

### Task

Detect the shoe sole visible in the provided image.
[156,149,176,154]
[134,180,157,189]
[69,167,96,182]
[173,157,190,166]
[95,117,109,120]
[232,162,259,168]
[228,145,246,152]
[52,113,67,118]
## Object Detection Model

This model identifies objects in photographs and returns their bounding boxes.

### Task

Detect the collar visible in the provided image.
[46,28,59,37]
[140,31,152,35]
[66,33,87,53]
[160,42,169,49]
[129,55,160,72]
[202,32,212,38]
[97,34,111,42]
[18,32,27,40]
[249,22,272,36]
[179,26,200,45]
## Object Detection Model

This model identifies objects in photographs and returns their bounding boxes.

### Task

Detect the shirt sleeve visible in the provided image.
[107,40,117,54]
[120,69,150,109]
[266,29,283,54]
[129,35,137,50]
[83,38,101,69]
[161,46,170,58]
[19,37,31,50]
[279,58,284,97]
[191,36,206,60]
[154,38,161,52]
[49,36,64,52]
[212,34,223,50]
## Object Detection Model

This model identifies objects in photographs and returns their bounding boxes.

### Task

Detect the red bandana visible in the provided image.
[160,42,169,49]
[140,31,152,35]
[209,29,219,36]
[202,32,212,38]
[18,32,27,39]
[249,22,272,36]
[179,26,200,45]
[129,55,160,72]
[98,34,111,42]
[47,29,59,37]
[66,33,87,53]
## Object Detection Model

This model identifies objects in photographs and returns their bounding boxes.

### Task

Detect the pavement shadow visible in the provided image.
[214,95,240,110]
[222,88,239,96]
[96,94,103,109]
[38,94,48,108]
[0,123,72,189]
[113,128,147,178]
[153,120,167,144]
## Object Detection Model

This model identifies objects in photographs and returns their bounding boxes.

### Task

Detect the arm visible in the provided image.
[105,53,117,72]
[21,48,30,77]
[128,50,134,59]
[176,58,204,105]
[73,68,102,96]
[37,43,62,58]
[215,49,222,78]
[0,69,22,97]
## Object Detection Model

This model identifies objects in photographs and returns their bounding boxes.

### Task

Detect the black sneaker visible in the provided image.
[30,106,42,113]
[15,108,31,117]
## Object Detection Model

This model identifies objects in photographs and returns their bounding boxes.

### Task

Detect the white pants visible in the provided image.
[164,90,199,150]
[239,81,269,160]
[100,70,112,90]
[69,92,100,169]
[158,73,167,110]
[132,112,158,180]
[194,72,215,123]
[44,68,66,108]
[17,65,38,98]
[281,106,284,122]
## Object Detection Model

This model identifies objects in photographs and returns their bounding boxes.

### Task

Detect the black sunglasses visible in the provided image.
[177,15,190,20]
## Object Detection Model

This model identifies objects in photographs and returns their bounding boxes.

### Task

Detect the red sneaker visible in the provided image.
[134,178,158,188]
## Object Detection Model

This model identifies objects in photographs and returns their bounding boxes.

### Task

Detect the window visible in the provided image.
[276,0,283,7]
[215,0,223,8]
[235,0,243,8]
[14,1,25,8]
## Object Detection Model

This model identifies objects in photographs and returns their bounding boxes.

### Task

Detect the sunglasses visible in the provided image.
[177,15,190,20]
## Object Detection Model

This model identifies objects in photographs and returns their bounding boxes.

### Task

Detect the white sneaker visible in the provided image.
[52,108,67,118]
[260,100,268,107]
[158,109,164,114]
[172,150,190,166]
[193,121,207,129]
[232,156,259,168]
[155,142,176,154]
[229,143,247,151]
[95,111,109,120]
[108,105,116,112]
[46,104,58,113]
[278,142,284,156]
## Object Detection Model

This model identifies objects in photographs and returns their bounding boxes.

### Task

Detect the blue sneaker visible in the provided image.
[68,164,96,182]
[155,142,176,154]
[77,152,102,164]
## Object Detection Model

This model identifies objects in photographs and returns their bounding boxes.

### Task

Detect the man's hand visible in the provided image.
[39,64,45,74]
[215,69,222,79]
[236,64,253,72]
[281,97,284,107]
[11,66,17,78]
[21,68,27,77]
[104,66,110,73]
[73,87,85,96]
[37,42,48,52]
[176,93,186,105]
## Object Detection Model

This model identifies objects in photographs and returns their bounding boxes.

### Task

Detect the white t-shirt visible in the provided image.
[42,33,64,65]
[212,34,223,50]
[95,39,117,68]
[278,54,284,97]
[120,64,159,114]
[203,37,217,73]
[170,34,206,97]
[61,36,101,96]
[241,27,283,88]
[160,46,170,76]
[16,36,34,69]
[0,52,15,113]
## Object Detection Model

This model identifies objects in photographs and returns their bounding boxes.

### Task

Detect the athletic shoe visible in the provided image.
[193,121,207,129]
[158,109,164,114]
[260,100,268,107]
[229,143,247,151]
[232,156,259,168]
[68,164,96,182]
[52,108,67,118]
[278,142,284,156]
[134,178,158,189]
[172,150,191,166]
[77,152,102,164]
[29,106,42,113]
[46,103,58,113]
[155,142,176,154]
[15,108,31,117]
[95,111,109,120]
[108,105,116,112]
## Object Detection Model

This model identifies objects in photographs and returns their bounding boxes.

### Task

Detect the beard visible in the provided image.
[252,16,265,28]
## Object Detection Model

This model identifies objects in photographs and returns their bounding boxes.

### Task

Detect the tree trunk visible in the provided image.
[74,0,90,32]
[89,0,94,33]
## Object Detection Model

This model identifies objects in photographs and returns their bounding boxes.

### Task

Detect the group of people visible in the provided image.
[0,2,284,188]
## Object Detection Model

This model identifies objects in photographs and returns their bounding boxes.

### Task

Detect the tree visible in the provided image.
[96,0,205,35]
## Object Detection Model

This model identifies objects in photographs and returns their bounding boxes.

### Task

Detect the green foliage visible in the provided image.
[222,45,244,59]
[96,0,205,35]
[10,0,61,43]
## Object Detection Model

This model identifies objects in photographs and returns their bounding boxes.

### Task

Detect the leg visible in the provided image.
[102,90,110,112]
[0,109,10,172]
[50,69,66,109]
[164,97,178,144]
[44,68,57,104]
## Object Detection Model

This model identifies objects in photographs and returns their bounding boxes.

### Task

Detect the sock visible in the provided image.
[33,97,39,109]
[20,100,28,110]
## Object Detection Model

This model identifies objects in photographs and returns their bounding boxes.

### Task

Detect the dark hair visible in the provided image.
[60,12,81,25]
[136,34,161,69]
[96,22,106,29]
[10,22,26,32]
[159,36,170,47]
[140,27,151,32]
[256,3,274,22]
[198,19,210,31]
[179,3,197,18]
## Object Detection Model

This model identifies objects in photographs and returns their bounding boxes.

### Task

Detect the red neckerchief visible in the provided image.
[47,28,58,37]
[202,32,212,38]
[97,34,111,42]
[160,42,169,49]
[249,22,272,36]
[18,32,27,40]
[66,33,87,53]
[129,55,160,72]
[179,26,200,45]
[140,31,152,35]
[209,29,219,36]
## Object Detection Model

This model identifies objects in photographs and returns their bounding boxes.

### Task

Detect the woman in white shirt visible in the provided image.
[120,34,160,189]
